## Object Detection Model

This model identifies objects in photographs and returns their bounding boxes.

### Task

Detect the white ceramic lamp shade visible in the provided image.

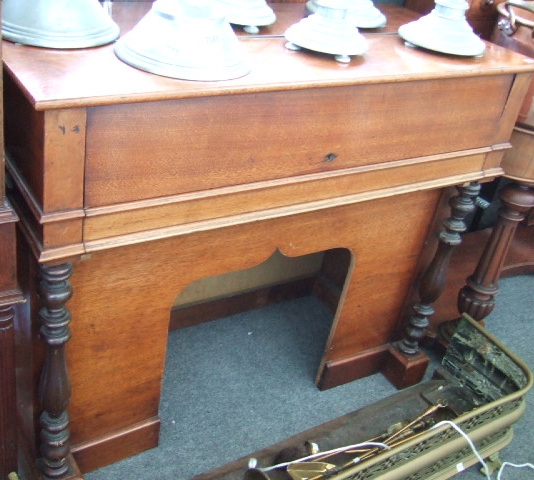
[1,0,120,49]
[285,0,368,63]
[114,0,250,81]
[215,0,276,34]
[307,0,386,29]
[398,0,486,56]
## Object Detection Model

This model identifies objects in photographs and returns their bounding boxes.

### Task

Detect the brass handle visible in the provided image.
[497,0,534,35]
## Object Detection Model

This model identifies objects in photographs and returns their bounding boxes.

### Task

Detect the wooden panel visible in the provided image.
[494,73,534,144]
[82,150,498,247]
[42,109,87,212]
[3,75,46,207]
[173,249,323,307]
[503,127,534,181]
[71,418,160,474]
[169,276,316,331]
[3,77,87,214]
[63,189,437,460]
[0,299,18,478]
[85,76,511,207]
[0,211,18,293]
[1,7,22,474]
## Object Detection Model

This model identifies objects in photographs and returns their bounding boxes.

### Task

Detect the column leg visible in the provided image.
[383,182,480,389]
[440,181,534,341]
[37,263,74,479]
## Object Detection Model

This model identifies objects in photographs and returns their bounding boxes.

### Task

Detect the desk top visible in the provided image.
[3,2,534,110]
[4,3,534,261]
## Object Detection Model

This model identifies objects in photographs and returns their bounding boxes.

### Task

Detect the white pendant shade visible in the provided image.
[215,0,276,34]
[306,0,386,29]
[285,0,368,63]
[114,0,250,81]
[1,0,120,49]
[398,0,486,57]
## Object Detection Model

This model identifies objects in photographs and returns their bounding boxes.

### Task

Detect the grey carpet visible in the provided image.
[86,275,534,479]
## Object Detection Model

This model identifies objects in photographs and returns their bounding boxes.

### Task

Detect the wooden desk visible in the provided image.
[3,3,533,478]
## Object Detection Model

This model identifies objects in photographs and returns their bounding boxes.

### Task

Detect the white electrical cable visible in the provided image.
[252,421,533,478]
[431,420,491,479]
[258,441,391,472]
[430,421,534,479]
[497,461,534,479]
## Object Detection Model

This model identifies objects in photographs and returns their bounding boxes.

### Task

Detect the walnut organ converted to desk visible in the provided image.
[3,3,534,479]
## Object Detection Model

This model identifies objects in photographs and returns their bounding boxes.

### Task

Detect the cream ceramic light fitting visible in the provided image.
[214,0,276,34]
[285,0,368,63]
[114,0,251,81]
[306,0,386,29]
[398,0,486,56]
[1,0,119,49]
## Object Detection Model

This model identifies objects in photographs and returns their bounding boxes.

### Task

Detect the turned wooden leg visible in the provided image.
[37,263,74,479]
[440,181,534,341]
[383,183,480,388]
[400,182,481,354]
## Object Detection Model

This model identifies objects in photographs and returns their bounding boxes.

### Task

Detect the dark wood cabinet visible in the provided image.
[0,3,24,475]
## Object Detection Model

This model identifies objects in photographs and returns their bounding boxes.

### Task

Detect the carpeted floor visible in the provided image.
[86,274,534,480]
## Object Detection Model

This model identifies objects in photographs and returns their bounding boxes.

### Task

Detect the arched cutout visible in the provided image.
[170,249,327,331]
[169,248,354,327]
[166,247,354,376]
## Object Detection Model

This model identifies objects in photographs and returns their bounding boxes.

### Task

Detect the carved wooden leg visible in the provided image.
[383,183,480,389]
[0,304,18,477]
[440,181,534,341]
[37,263,73,479]
[401,182,481,354]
